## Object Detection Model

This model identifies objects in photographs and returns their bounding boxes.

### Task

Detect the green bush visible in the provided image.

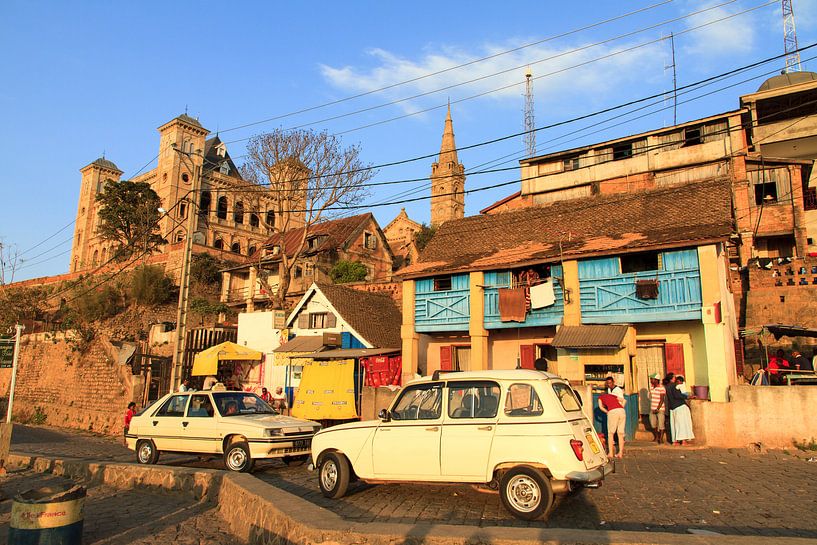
[330,260,368,284]
[70,284,123,321]
[191,253,225,286]
[130,265,175,305]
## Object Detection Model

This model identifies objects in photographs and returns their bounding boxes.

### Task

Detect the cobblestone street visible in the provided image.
[9,424,817,539]
[0,470,242,545]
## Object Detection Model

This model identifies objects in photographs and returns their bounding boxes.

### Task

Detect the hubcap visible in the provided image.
[321,460,338,490]
[138,443,152,463]
[506,475,541,513]
[228,447,247,470]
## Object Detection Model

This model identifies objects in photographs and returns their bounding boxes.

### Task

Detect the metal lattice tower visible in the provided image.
[783,0,802,73]
[524,67,536,157]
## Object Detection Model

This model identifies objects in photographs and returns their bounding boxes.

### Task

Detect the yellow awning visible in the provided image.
[191,341,263,376]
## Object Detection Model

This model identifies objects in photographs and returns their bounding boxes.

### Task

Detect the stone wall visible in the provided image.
[0,335,137,434]
[691,384,817,448]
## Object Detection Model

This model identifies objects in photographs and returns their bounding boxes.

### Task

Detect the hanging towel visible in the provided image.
[530,280,556,309]
[498,287,527,322]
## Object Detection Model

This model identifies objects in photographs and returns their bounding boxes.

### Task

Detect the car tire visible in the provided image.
[499,467,554,520]
[223,441,255,473]
[318,452,350,499]
[135,439,159,465]
[283,454,308,466]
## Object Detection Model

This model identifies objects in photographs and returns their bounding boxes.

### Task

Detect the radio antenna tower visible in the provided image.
[783,0,802,73]
[524,67,536,157]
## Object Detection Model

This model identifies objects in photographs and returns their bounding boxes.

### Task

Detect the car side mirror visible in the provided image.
[378,408,391,422]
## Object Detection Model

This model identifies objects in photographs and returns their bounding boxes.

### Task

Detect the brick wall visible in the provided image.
[0,335,136,435]
[347,281,402,306]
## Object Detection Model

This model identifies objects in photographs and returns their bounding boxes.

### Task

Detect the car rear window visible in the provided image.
[552,382,582,412]
[447,381,501,419]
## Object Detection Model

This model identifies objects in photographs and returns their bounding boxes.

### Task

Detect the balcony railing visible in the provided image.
[415,274,470,332]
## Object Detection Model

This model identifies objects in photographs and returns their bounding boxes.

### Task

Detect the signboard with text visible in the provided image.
[0,340,13,369]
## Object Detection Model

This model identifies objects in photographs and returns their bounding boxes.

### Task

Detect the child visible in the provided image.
[123,402,136,445]
[675,375,690,396]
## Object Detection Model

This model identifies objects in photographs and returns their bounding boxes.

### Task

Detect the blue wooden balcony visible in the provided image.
[483,267,564,329]
[578,249,702,323]
[415,273,470,332]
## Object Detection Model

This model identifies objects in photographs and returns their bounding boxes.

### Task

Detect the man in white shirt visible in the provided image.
[178,378,191,392]
[604,376,625,403]
[203,375,218,390]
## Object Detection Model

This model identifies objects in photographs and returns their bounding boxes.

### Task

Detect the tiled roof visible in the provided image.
[552,325,629,349]
[203,136,242,179]
[318,283,402,349]
[400,178,733,278]
[88,157,122,172]
[175,113,203,128]
[274,336,324,353]
[249,213,374,262]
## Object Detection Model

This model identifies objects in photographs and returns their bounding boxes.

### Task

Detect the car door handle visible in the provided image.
[152,421,158,426]
[182,421,189,428]
[425,426,439,432]
[478,426,493,431]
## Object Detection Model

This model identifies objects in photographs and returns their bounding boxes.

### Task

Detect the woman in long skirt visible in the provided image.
[670,403,694,444]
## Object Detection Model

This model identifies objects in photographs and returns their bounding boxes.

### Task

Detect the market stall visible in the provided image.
[191,341,264,393]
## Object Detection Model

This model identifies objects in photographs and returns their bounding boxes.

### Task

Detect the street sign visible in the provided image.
[0,340,13,369]
[273,310,287,330]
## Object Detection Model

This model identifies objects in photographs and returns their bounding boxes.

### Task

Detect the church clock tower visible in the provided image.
[430,105,465,226]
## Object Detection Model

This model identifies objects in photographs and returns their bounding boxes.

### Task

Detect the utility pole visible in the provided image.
[170,152,201,392]
[664,32,678,126]
[5,324,23,423]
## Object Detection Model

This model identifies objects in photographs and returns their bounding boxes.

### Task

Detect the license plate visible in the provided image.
[586,434,600,454]
[293,439,311,450]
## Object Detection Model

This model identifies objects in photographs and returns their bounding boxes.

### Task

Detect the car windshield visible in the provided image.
[213,392,278,417]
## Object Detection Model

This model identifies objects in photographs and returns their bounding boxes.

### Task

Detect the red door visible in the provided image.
[520,345,535,369]
[664,343,685,377]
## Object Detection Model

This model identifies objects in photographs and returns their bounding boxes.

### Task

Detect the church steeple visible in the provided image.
[430,104,465,227]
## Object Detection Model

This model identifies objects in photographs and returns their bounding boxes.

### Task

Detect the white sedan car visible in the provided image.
[311,369,611,520]
[126,390,320,472]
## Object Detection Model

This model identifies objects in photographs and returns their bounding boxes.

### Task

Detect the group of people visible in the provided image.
[648,372,695,446]
[765,348,814,384]
[177,378,289,412]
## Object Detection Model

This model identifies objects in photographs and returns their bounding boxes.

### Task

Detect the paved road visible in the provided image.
[10,424,817,538]
[0,470,242,545]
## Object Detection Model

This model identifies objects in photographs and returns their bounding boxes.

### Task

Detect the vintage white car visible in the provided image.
[126,390,320,472]
[310,369,611,520]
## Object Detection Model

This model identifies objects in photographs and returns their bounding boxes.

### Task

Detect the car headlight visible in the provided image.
[264,428,284,437]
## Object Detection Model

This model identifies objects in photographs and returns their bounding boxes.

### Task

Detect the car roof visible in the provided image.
[410,369,563,385]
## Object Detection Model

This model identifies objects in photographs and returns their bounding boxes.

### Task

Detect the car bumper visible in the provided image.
[247,437,313,459]
[565,462,613,483]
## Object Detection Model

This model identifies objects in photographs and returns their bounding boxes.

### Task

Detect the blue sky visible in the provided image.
[2,0,816,281]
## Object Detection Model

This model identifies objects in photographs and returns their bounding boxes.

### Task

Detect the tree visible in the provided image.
[330,260,368,284]
[96,180,167,261]
[241,128,373,308]
[414,224,437,252]
[0,240,20,286]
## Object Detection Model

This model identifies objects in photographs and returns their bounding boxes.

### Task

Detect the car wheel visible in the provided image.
[500,467,554,520]
[318,452,350,499]
[223,441,255,473]
[283,454,308,466]
[135,439,159,465]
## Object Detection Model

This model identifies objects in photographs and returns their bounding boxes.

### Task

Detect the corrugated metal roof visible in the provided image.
[304,347,400,359]
[551,325,629,349]
[273,336,324,353]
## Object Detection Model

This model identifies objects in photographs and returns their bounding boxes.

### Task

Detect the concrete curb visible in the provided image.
[7,452,814,545]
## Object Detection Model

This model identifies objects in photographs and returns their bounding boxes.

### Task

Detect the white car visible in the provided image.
[310,369,611,520]
[126,390,320,472]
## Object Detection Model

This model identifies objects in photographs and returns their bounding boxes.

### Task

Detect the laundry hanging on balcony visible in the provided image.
[530,279,556,309]
[498,287,527,322]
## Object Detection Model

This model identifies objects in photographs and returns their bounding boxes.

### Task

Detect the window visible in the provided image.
[754,181,778,205]
[294,266,302,278]
[249,213,259,227]
[187,395,214,418]
[216,144,226,158]
[620,251,662,274]
[433,275,452,291]
[309,312,327,328]
[552,382,581,412]
[563,156,580,171]
[364,232,377,250]
[304,262,314,277]
[504,384,543,417]
[181,173,190,184]
[92,249,99,265]
[179,202,187,219]
[219,162,230,175]
[156,395,189,417]
[683,126,702,147]
[231,242,241,254]
[447,381,501,419]
[199,191,211,215]
[214,238,224,250]
[391,383,443,421]
[175,230,184,243]
[265,210,275,226]
[612,142,633,161]
[248,245,257,256]
[217,197,228,220]
[96,181,104,193]
[234,202,244,224]
[307,236,319,250]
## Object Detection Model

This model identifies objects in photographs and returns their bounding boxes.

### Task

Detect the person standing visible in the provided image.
[666,375,694,445]
[598,392,626,459]
[648,374,666,444]
[604,376,625,401]
[123,402,136,445]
